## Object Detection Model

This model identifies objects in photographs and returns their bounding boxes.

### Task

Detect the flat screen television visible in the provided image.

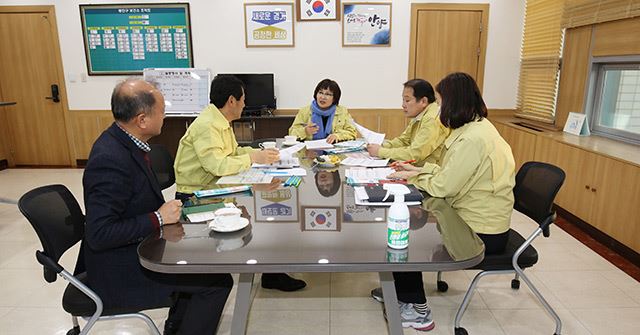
[221,73,276,114]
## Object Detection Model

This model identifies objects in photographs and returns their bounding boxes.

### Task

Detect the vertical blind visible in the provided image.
[516,0,565,123]
[562,0,640,28]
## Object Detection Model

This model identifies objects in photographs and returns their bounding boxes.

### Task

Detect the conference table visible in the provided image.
[138,146,484,335]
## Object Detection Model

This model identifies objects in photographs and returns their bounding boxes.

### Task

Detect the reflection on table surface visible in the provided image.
[139,148,484,273]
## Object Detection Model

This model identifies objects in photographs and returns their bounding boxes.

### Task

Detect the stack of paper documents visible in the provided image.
[305,139,334,150]
[252,157,300,168]
[217,169,273,184]
[341,157,389,167]
[345,167,395,184]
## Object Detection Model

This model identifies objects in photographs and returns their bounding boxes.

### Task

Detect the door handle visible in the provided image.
[45,84,60,103]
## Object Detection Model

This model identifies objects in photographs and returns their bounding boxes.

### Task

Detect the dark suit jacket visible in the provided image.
[82,123,171,308]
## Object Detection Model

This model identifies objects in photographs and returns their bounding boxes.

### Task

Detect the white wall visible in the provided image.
[0,0,525,110]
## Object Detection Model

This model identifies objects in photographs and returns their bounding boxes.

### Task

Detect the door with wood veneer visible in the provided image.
[408,4,489,90]
[0,7,71,165]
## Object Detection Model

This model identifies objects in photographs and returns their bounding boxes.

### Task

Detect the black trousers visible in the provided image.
[393,231,509,304]
[144,270,233,335]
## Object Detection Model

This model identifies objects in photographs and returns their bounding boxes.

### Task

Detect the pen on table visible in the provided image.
[390,159,416,166]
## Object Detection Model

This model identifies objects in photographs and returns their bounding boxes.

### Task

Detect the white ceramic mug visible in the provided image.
[259,141,277,149]
[284,135,297,143]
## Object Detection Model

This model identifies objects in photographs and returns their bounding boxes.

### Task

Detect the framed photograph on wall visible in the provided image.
[254,188,299,222]
[342,2,392,46]
[302,206,341,231]
[244,3,295,47]
[296,0,340,21]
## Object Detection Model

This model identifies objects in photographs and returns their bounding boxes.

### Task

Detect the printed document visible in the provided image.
[352,121,385,145]
[345,167,395,184]
[341,157,389,167]
[305,139,334,150]
[252,157,300,168]
[217,169,273,184]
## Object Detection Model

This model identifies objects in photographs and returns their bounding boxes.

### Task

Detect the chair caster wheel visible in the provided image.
[437,280,449,292]
[511,279,520,289]
[67,326,81,335]
[454,327,468,335]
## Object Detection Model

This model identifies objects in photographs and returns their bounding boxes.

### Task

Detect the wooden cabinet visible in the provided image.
[535,137,598,223]
[591,156,640,252]
[490,120,640,254]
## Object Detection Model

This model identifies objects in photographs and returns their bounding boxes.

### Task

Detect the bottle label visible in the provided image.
[387,247,408,262]
[387,216,409,249]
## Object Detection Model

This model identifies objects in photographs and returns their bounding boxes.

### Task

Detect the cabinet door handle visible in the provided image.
[591,188,596,193]
[585,185,590,190]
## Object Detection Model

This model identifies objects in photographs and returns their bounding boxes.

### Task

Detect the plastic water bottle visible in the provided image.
[385,184,410,249]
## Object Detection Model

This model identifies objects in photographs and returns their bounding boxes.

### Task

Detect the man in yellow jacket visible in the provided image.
[367,79,449,166]
[174,75,279,195]
[174,74,307,292]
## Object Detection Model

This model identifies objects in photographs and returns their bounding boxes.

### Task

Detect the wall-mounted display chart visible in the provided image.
[143,68,210,117]
[80,3,193,75]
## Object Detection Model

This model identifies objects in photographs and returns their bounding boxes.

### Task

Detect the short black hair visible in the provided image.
[315,170,341,197]
[313,79,341,105]
[435,72,487,129]
[111,79,158,122]
[210,74,245,109]
[403,79,435,104]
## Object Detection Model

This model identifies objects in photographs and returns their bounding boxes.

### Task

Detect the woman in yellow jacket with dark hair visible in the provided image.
[288,79,357,144]
[371,72,516,332]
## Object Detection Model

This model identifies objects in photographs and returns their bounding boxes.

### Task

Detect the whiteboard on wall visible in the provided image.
[143,68,210,116]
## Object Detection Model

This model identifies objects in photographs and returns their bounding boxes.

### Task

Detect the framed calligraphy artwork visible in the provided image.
[342,2,391,46]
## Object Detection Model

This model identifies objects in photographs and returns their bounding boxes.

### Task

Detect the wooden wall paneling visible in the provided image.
[555,25,593,129]
[350,109,381,133]
[592,16,640,57]
[378,110,406,139]
[591,156,640,253]
[70,110,112,160]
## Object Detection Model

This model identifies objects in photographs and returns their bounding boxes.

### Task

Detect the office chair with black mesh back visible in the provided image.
[149,144,175,190]
[451,161,566,335]
[19,184,166,335]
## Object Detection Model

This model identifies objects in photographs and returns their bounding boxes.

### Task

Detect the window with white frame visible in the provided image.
[588,58,640,145]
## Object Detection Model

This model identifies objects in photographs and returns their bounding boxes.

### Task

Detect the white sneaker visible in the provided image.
[399,302,435,331]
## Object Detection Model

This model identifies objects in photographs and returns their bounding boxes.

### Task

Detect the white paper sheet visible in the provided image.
[341,157,389,167]
[345,168,395,184]
[304,139,334,150]
[252,157,300,168]
[216,169,274,184]
[279,143,305,158]
[352,121,385,145]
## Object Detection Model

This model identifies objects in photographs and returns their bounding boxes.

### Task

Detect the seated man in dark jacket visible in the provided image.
[83,78,232,334]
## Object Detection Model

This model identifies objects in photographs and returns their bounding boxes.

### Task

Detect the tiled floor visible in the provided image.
[1,168,639,334]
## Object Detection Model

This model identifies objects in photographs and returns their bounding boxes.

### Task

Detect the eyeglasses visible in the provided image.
[317,91,334,97]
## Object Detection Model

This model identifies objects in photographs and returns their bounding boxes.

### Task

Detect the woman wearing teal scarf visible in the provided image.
[288,79,357,143]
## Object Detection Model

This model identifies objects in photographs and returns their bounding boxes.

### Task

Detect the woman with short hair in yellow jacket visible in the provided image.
[288,79,357,144]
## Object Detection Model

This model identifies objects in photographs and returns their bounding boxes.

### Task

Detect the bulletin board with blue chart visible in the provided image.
[80,3,193,75]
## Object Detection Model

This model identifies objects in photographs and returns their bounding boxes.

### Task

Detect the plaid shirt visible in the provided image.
[115,123,164,230]
[116,123,151,153]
